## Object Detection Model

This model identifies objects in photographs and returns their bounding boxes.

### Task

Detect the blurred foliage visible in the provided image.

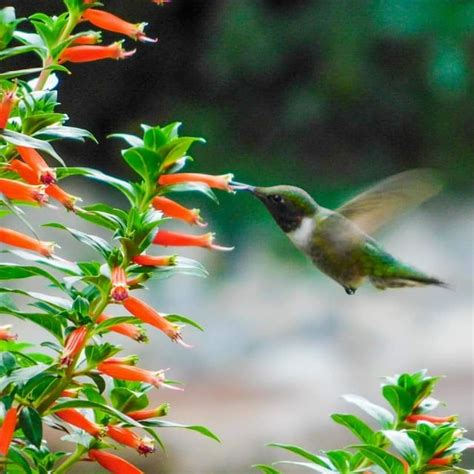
[11,0,474,228]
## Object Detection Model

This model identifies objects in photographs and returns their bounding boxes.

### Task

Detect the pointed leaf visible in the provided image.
[19,407,43,448]
[342,395,394,429]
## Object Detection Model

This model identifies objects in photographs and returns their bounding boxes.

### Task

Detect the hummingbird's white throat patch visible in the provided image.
[288,216,315,249]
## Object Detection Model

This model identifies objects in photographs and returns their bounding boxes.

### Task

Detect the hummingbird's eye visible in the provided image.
[271,194,283,203]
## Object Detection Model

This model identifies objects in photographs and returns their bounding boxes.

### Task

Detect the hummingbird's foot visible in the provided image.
[344,287,356,295]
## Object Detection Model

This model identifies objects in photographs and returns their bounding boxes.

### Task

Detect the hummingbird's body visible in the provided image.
[238,170,445,294]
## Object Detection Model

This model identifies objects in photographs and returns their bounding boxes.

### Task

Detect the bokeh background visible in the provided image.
[8,0,474,472]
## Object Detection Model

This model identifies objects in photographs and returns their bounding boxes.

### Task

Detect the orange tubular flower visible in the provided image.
[152,196,206,226]
[126,404,169,421]
[406,414,457,424]
[100,355,138,366]
[153,229,233,251]
[60,388,80,398]
[59,43,136,63]
[8,159,40,184]
[16,146,56,185]
[56,408,104,437]
[0,407,18,455]
[428,456,454,466]
[0,228,55,256]
[97,361,179,390]
[111,267,129,302]
[158,172,234,191]
[8,160,78,210]
[132,254,176,267]
[89,449,144,474]
[96,314,147,342]
[106,425,155,455]
[45,184,79,211]
[60,326,88,367]
[71,31,102,45]
[0,325,17,341]
[0,178,46,204]
[122,295,189,346]
[83,9,157,43]
[0,89,17,129]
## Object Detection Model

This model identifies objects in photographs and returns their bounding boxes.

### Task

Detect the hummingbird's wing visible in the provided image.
[336,169,443,235]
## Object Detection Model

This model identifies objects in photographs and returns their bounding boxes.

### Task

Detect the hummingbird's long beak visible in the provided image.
[229,181,256,192]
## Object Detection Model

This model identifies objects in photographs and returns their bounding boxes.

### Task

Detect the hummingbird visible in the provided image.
[232,169,446,294]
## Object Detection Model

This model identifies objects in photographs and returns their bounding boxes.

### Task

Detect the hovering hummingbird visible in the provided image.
[232,169,446,294]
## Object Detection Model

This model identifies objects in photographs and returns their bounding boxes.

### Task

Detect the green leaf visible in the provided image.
[252,465,282,474]
[165,314,204,332]
[143,126,167,151]
[382,430,417,463]
[19,407,43,448]
[50,400,142,428]
[122,146,162,181]
[75,207,125,232]
[0,351,17,375]
[44,223,112,258]
[110,387,149,413]
[325,450,351,473]
[0,129,64,164]
[142,420,220,442]
[7,446,33,474]
[108,133,144,148]
[331,414,375,444]
[6,250,81,275]
[34,125,96,143]
[268,444,331,468]
[163,182,219,203]
[0,287,71,309]
[356,446,405,474]
[0,364,50,391]
[85,343,120,366]
[273,461,335,473]
[0,263,63,288]
[55,167,136,204]
[382,385,413,421]
[342,394,394,429]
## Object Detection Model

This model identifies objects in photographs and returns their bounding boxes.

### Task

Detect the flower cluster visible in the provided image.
[256,371,473,474]
[0,1,223,472]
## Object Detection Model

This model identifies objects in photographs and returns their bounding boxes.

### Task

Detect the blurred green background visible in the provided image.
[9,0,474,472]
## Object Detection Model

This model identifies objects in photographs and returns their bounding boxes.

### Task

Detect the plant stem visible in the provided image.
[35,11,80,91]
[55,444,87,474]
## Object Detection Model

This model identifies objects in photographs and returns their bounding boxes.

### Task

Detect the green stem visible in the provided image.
[54,445,87,474]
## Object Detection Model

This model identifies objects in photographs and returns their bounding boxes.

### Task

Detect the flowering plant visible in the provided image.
[0,1,229,472]
[255,371,473,474]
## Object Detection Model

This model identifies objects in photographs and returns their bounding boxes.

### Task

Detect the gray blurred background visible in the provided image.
[7,0,474,472]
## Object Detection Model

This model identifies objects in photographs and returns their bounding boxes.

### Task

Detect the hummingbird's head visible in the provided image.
[252,185,318,233]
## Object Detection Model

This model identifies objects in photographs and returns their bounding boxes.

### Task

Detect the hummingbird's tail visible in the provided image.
[369,264,448,290]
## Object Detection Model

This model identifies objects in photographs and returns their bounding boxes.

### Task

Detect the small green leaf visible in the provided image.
[50,400,142,428]
[331,414,375,444]
[142,419,220,442]
[382,385,413,421]
[55,167,136,204]
[34,125,96,143]
[44,223,112,258]
[356,446,405,474]
[382,430,418,463]
[0,129,63,164]
[252,465,282,474]
[165,314,204,332]
[268,444,331,468]
[19,407,43,448]
[110,387,149,413]
[342,394,394,429]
